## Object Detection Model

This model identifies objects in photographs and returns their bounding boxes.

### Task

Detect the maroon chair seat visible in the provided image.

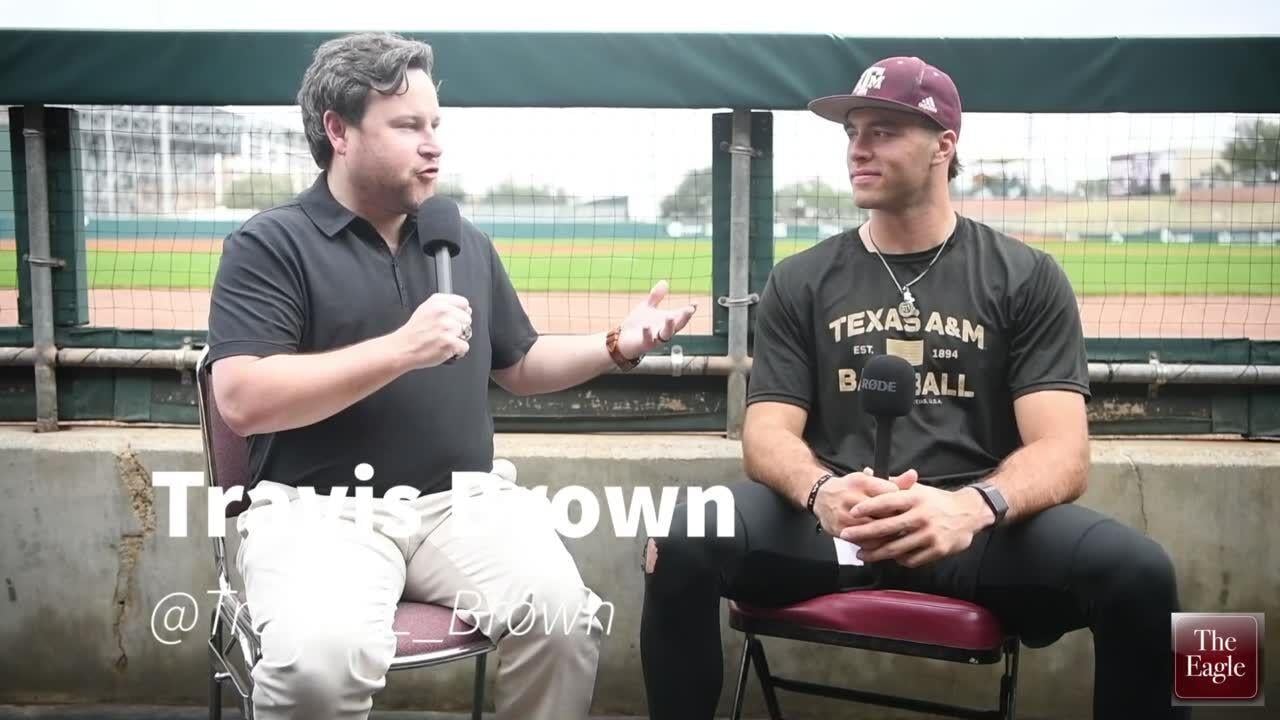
[730,589,1004,652]
[727,589,1021,719]
[392,601,490,658]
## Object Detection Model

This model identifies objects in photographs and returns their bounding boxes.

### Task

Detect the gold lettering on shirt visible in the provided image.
[920,372,940,396]
[925,311,946,336]
[883,307,903,332]
[941,373,958,397]
[825,307,985,350]
[849,311,865,337]
[838,368,857,392]
[838,369,976,400]
[962,319,985,350]
[865,309,884,332]
[945,317,961,339]
[828,317,844,342]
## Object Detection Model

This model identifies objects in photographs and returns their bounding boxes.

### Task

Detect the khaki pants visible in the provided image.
[234,468,604,720]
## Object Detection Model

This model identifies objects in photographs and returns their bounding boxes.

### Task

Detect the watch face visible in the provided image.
[977,485,1007,521]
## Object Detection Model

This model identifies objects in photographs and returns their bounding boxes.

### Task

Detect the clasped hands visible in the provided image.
[811,468,995,568]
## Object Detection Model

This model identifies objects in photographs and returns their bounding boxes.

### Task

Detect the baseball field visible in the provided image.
[1,237,1277,295]
[2,180,1278,338]
[1,223,1278,337]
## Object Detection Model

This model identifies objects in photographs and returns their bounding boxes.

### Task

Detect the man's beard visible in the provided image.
[855,179,925,212]
[350,161,419,217]
[361,168,419,216]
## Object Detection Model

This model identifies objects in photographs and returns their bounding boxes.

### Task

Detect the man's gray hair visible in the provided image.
[297,32,435,169]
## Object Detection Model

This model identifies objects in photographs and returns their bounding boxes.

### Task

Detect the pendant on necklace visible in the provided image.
[898,289,919,318]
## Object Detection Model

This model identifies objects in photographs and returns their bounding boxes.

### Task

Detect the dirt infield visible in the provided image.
[0,290,716,336]
[1,289,1278,340]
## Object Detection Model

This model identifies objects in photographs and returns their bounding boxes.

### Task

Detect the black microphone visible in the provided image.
[418,195,462,293]
[418,195,463,363]
[858,353,917,479]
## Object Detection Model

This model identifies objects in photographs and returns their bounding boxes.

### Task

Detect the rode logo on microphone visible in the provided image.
[1172,612,1265,707]
[859,378,897,393]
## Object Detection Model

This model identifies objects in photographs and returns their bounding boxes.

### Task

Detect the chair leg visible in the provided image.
[748,636,784,720]
[999,637,1021,720]
[729,636,754,720]
[471,652,488,720]
[209,608,223,720]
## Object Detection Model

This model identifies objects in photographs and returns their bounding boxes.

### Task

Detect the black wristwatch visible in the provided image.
[969,481,1009,527]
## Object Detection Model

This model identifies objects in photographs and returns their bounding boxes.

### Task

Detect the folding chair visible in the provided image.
[195,347,496,720]
[728,590,1020,719]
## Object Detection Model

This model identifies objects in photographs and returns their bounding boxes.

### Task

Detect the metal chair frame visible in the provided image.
[195,347,495,720]
[728,595,1021,720]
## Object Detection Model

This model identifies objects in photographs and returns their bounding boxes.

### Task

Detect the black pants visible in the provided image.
[640,481,1187,719]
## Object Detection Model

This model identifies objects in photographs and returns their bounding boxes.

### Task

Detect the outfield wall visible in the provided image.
[2,203,1279,244]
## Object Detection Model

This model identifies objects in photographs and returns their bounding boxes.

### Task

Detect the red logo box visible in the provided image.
[1172,612,1265,706]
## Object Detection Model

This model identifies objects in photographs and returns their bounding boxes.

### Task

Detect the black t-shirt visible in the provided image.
[747,214,1089,489]
[206,174,538,497]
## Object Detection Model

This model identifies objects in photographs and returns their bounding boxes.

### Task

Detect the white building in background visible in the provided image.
[961,158,1035,198]
[463,195,631,224]
[1107,149,1223,196]
[73,105,314,216]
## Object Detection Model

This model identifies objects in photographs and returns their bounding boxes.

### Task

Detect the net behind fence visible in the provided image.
[2,105,1278,340]
[773,110,1280,340]
[0,105,716,336]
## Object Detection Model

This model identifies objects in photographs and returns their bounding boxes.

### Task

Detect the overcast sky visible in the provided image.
[5,0,1278,218]
[7,0,1277,35]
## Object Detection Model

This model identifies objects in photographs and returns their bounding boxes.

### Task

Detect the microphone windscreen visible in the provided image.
[859,353,916,418]
[418,195,462,256]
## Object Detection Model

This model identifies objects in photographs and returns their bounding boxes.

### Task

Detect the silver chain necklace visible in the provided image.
[865,224,950,319]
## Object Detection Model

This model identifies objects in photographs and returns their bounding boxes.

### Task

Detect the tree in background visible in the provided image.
[774,179,860,222]
[659,167,712,220]
[1224,119,1280,183]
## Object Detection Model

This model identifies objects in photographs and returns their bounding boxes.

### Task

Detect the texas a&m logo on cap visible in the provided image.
[852,66,886,96]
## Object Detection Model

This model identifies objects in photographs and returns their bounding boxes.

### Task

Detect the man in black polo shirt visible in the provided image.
[207,32,694,720]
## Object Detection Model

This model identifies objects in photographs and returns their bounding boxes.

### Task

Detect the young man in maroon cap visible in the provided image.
[640,57,1185,719]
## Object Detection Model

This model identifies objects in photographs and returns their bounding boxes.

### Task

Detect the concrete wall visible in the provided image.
[0,427,1275,719]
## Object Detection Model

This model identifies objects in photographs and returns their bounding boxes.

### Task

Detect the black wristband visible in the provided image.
[806,473,835,515]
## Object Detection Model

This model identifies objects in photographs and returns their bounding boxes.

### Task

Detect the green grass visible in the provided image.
[87,250,223,290]
[779,240,1279,295]
[0,251,15,290]
[1,238,1277,295]
[952,196,1280,235]
[496,240,713,293]
[1028,242,1278,295]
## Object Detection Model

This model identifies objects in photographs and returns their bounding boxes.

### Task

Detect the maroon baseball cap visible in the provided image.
[808,56,962,138]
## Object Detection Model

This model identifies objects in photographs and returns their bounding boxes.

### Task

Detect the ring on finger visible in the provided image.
[460,324,473,341]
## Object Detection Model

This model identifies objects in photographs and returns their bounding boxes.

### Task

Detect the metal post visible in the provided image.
[105,108,117,215]
[159,105,174,215]
[726,109,753,439]
[23,105,59,432]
